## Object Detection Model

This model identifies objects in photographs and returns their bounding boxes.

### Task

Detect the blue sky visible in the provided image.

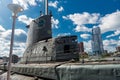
[0,0,120,56]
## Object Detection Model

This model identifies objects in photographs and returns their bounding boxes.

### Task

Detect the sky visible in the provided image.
[0,0,120,57]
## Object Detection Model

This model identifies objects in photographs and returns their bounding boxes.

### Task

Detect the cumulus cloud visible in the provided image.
[0,25,6,32]
[12,0,36,10]
[12,0,43,10]
[14,29,27,42]
[63,12,100,25]
[74,25,91,32]
[0,25,26,57]
[51,17,59,29]
[103,39,120,52]
[99,10,120,33]
[58,6,64,12]
[48,1,58,8]
[103,39,117,46]
[0,40,26,57]
[18,15,33,25]
[80,34,91,39]
[63,10,120,35]
[83,40,92,52]
[106,30,120,38]
[0,38,10,56]
[57,33,71,37]
[13,42,26,56]
[0,39,26,57]
[63,12,100,32]
[1,29,27,42]
[62,16,68,20]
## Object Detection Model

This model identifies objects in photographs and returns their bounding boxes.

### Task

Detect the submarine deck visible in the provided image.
[0,61,120,80]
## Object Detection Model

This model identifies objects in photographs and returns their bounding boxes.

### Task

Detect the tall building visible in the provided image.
[91,27,104,55]
[78,42,84,53]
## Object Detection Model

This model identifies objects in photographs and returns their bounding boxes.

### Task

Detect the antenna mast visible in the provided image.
[45,0,48,15]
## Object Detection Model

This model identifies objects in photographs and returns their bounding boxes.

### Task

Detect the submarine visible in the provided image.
[20,0,79,64]
[0,1,120,80]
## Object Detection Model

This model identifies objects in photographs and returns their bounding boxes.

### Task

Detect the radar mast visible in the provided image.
[45,0,48,15]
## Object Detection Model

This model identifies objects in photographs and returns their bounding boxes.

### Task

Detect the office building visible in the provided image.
[91,27,104,55]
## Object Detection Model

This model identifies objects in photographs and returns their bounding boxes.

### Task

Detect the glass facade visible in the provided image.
[91,27,104,55]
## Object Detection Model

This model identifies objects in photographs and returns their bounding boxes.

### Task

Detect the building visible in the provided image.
[78,42,84,53]
[91,27,104,55]
[116,46,120,52]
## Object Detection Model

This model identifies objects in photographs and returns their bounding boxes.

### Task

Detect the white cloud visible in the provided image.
[103,39,117,46]
[74,25,91,32]
[63,12,100,25]
[1,30,11,40]
[12,0,41,10]
[51,17,59,29]
[0,38,26,57]
[18,15,33,25]
[0,25,6,32]
[57,33,71,37]
[0,25,26,57]
[104,45,116,52]
[14,29,27,42]
[13,42,26,56]
[1,29,27,42]
[118,41,120,46]
[80,34,91,39]
[62,16,68,20]
[106,30,120,38]
[63,11,120,34]
[99,10,120,33]
[48,1,58,8]
[0,38,10,57]
[83,40,92,52]
[58,6,64,12]
[63,12,100,32]
[103,39,120,52]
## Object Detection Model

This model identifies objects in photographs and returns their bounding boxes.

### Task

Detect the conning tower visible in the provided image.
[21,0,79,63]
